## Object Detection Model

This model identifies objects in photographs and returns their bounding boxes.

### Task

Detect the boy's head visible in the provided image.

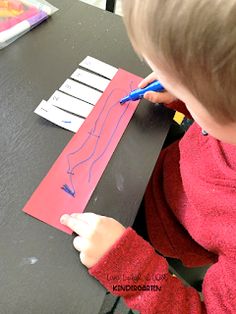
[122,0,236,142]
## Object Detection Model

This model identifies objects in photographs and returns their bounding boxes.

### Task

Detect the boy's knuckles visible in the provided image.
[66,217,77,230]
[87,228,101,242]
[144,92,158,103]
[92,216,106,229]
[82,242,93,254]
[149,95,157,103]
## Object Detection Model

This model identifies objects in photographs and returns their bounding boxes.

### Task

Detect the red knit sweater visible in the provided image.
[89,104,236,313]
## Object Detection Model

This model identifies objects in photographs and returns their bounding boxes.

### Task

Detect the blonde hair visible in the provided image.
[122,0,236,123]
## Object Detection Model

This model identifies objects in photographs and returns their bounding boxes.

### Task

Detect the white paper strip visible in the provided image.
[71,68,110,92]
[48,91,94,118]
[59,79,102,105]
[79,56,118,80]
[34,100,84,133]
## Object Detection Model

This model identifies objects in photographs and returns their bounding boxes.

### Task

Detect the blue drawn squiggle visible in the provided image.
[64,89,119,174]
[129,81,135,92]
[62,87,132,197]
[88,103,129,182]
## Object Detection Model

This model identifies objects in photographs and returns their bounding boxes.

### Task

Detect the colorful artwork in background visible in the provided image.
[0,0,24,17]
[0,0,57,48]
[0,2,39,31]
[23,69,142,234]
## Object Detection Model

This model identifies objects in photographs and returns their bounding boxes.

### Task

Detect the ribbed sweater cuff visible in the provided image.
[89,227,168,294]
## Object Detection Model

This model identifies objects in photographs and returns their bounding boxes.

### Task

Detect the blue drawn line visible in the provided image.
[62,90,122,196]
[91,89,118,134]
[88,102,129,182]
[62,120,71,123]
[64,98,121,194]
[66,95,120,175]
[66,133,91,175]
[61,184,75,197]
[64,89,120,176]
[62,87,132,197]
[129,80,135,92]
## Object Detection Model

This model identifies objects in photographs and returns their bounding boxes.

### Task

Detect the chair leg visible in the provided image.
[106,0,116,12]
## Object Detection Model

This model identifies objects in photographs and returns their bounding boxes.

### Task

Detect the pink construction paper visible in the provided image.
[23,68,142,234]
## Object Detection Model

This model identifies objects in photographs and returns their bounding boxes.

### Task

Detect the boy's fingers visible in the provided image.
[80,252,94,268]
[71,212,102,227]
[73,236,89,252]
[138,73,157,88]
[144,91,160,103]
[144,91,164,103]
[60,214,90,237]
[70,213,82,219]
[144,91,176,104]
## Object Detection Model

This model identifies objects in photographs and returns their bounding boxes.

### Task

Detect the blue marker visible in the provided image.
[120,80,165,104]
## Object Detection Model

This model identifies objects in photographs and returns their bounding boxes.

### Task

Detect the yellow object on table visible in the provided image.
[173,111,185,125]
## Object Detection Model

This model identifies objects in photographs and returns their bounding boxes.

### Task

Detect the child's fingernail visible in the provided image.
[60,214,68,224]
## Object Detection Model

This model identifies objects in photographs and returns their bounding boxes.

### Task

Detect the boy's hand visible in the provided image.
[60,213,126,268]
[139,72,177,104]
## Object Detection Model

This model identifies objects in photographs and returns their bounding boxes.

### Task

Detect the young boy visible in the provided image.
[60,0,236,313]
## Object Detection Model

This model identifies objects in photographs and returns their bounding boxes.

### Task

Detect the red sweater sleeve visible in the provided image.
[89,228,207,314]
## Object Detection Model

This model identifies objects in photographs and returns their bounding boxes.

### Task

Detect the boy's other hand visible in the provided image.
[60,213,125,268]
[139,72,177,104]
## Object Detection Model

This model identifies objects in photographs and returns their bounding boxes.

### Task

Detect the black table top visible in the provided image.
[0,1,173,313]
